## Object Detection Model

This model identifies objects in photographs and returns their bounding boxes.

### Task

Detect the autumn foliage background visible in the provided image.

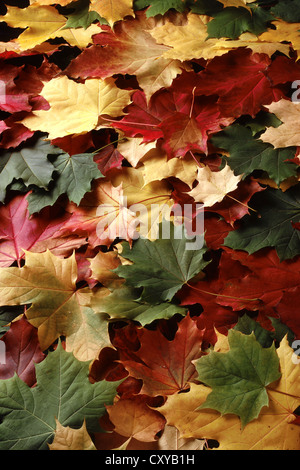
[0,0,299,451]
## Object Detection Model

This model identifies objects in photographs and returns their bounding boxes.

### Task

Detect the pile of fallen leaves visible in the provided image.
[0,0,299,451]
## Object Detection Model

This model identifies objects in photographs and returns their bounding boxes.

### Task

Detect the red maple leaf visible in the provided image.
[120,314,205,396]
[0,193,85,267]
[0,316,45,386]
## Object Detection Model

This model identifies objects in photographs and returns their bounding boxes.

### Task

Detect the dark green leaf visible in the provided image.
[211,124,298,185]
[224,185,300,261]
[27,152,103,214]
[115,221,210,304]
[93,285,187,326]
[0,342,122,450]
[195,329,281,427]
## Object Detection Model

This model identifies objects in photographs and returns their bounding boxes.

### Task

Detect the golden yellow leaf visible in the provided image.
[21,76,132,139]
[213,32,290,57]
[90,0,134,27]
[140,150,199,189]
[117,137,157,167]
[188,164,243,207]
[0,250,84,350]
[158,337,300,450]
[260,99,300,148]
[0,5,100,51]
[65,287,111,362]
[49,419,96,450]
[259,20,300,58]
[110,167,174,240]
[149,13,224,61]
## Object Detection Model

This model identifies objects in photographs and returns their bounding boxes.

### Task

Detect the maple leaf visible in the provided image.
[188,164,243,207]
[0,193,85,267]
[0,341,122,449]
[159,97,233,157]
[89,0,134,28]
[157,425,205,450]
[59,167,173,247]
[0,250,98,352]
[158,370,300,450]
[134,0,188,17]
[212,123,298,185]
[141,149,198,188]
[195,329,281,427]
[0,4,100,51]
[63,0,102,29]
[121,314,205,396]
[148,13,224,61]
[26,150,103,213]
[259,20,300,58]
[206,6,272,39]
[89,250,123,289]
[215,248,300,312]
[260,99,300,148]
[177,49,284,119]
[0,316,45,387]
[22,76,132,140]
[224,185,300,260]
[49,419,96,451]
[66,12,183,102]
[92,285,187,326]
[114,221,209,303]
[106,395,166,442]
[0,137,61,202]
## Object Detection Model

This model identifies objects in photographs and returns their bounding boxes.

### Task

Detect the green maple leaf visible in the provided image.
[0,138,62,202]
[207,6,272,39]
[63,0,104,29]
[211,124,298,186]
[271,0,300,22]
[27,152,103,214]
[0,342,121,450]
[133,0,187,16]
[224,185,300,261]
[195,329,281,427]
[114,221,210,304]
[93,285,187,326]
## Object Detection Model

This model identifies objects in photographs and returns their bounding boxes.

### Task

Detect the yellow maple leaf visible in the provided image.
[158,337,300,450]
[110,167,174,241]
[90,0,134,27]
[21,76,132,140]
[218,0,255,11]
[188,164,243,207]
[140,150,199,189]
[49,419,96,451]
[117,137,157,167]
[0,5,100,51]
[60,168,173,246]
[259,20,300,58]
[0,250,112,360]
[149,13,225,61]
[65,287,112,362]
[0,251,83,350]
[260,99,300,148]
[213,32,290,57]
